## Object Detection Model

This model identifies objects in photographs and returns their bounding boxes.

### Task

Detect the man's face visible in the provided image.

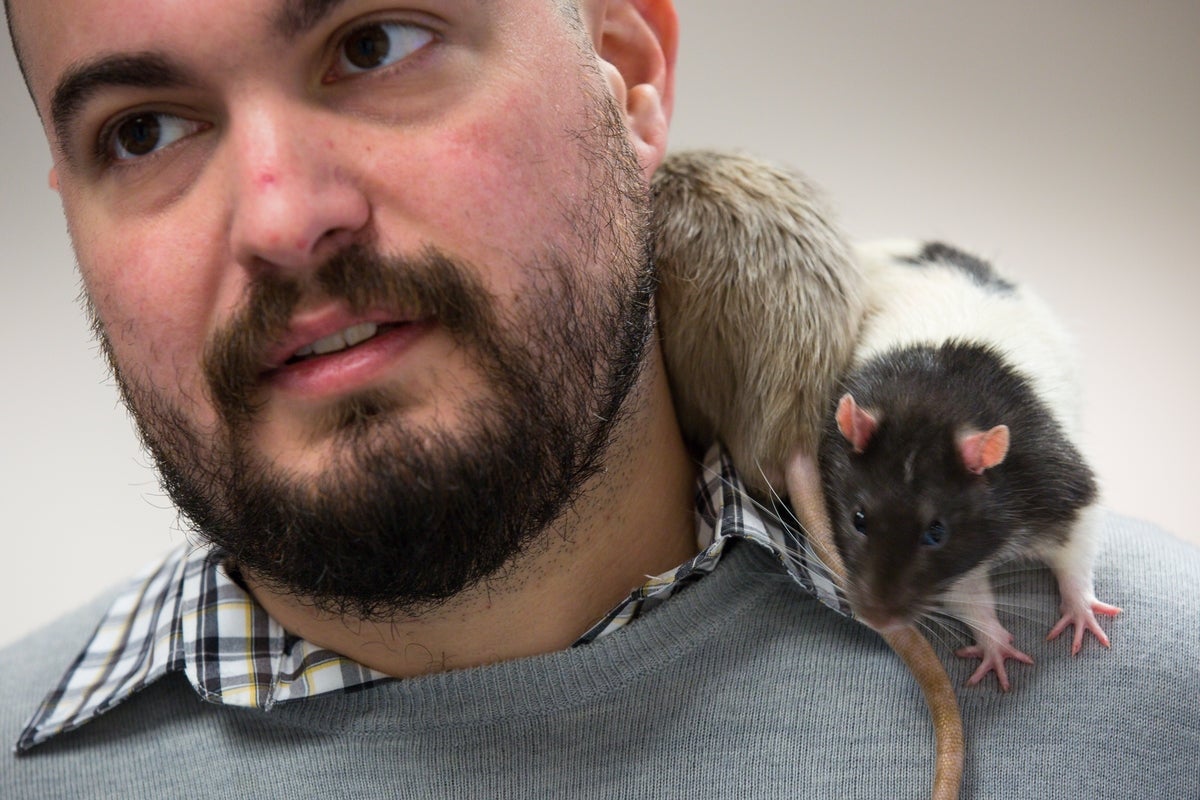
[16,0,662,615]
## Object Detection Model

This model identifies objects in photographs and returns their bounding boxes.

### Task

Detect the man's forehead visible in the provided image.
[15,0,240,108]
[16,0,585,108]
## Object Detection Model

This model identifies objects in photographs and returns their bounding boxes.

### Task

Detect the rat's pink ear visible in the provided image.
[959,425,1009,475]
[836,394,878,453]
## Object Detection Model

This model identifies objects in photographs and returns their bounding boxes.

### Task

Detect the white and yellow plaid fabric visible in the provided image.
[16,447,846,752]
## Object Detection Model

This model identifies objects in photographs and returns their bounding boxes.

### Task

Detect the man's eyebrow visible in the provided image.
[273,0,353,40]
[50,53,193,147]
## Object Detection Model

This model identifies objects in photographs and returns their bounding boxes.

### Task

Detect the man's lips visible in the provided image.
[261,309,420,374]
[257,315,437,400]
[285,321,396,365]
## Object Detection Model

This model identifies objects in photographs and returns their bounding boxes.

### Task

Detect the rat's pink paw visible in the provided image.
[956,637,1034,692]
[1047,599,1122,655]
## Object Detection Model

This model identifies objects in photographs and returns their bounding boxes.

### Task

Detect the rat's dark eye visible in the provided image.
[921,520,948,548]
[852,509,867,536]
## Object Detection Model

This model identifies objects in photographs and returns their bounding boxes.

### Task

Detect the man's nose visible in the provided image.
[226,102,371,276]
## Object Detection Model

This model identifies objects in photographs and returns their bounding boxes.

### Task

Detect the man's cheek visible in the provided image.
[83,266,214,417]
[418,101,598,273]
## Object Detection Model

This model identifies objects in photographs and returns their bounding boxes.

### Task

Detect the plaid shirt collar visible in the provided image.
[16,447,846,753]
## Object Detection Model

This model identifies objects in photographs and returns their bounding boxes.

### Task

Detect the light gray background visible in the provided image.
[2,1,1197,648]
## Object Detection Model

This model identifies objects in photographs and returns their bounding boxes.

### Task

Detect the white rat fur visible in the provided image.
[853,240,1082,437]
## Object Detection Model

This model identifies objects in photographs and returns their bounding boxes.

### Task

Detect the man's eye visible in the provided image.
[336,21,434,75]
[105,112,203,162]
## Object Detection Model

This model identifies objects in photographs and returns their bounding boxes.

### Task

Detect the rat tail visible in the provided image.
[785,451,965,799]
[881,625,965,800]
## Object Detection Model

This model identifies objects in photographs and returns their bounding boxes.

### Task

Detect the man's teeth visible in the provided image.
[293,322,380,360]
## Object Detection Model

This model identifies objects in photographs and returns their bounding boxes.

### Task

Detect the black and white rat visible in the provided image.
[822,240,1121,691]
[652,152,964,800]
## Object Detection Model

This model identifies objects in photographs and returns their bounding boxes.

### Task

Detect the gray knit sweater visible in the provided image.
[3,513,1198,798]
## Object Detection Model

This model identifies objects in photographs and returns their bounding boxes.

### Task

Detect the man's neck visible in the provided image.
[242,349,698,678]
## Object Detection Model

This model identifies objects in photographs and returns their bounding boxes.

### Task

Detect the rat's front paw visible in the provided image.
[1047,598,1122,655]
[956,635,1034,692]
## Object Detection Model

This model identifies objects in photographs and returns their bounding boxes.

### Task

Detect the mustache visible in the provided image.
[203,244,494,425]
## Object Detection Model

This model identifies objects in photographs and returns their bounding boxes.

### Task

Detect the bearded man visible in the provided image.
[2,1,1198,797]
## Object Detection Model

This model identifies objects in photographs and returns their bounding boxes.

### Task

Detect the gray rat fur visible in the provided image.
[651,150,865,498]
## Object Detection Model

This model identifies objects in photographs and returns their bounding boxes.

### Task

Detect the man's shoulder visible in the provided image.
[959,509,1200,693]
[949,510,1200,795]
[1087,509,1200,674]
[1093,509,1200,617]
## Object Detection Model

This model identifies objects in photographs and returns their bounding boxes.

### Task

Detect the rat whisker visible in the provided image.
[912,615,964,654]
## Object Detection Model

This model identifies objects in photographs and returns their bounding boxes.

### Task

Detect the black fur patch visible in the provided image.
[820,341,1095,609]
[901,241,1016,294]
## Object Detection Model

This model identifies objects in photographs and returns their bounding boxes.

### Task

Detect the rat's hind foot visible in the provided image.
[1047,598,1122,655]
[956,634,1033,692]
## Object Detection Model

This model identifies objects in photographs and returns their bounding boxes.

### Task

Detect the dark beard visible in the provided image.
[94,92,657,620]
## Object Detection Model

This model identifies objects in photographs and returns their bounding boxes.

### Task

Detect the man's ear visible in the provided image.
[589,0,677,179]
